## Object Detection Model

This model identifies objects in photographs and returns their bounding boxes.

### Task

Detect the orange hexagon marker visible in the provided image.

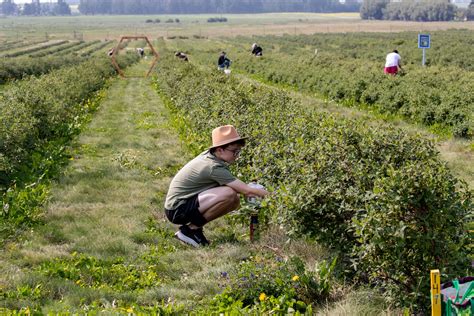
[110,36,159,78]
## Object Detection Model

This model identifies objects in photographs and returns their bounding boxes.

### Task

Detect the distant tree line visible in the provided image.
[78,0,360,15]
[1,0,15,15]
[467,0,474,20]
[360,0,461,21]
[1,0,71,16]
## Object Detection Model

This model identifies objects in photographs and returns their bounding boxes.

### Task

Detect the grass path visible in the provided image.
[0,61,193,311]
[19,63,188,260]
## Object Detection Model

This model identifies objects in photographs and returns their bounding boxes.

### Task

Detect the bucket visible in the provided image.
[224,69,231,75]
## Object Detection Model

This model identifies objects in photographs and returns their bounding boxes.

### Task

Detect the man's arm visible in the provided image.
[226,179,269,198]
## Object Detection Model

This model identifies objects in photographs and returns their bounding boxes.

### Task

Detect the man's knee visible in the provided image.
[198,186,240,212]
[218,187,238,207]
[221,186,238,202]
[230,192,240,209]
[214,188,239,213]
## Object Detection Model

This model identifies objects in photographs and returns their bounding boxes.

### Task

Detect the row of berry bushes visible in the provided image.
[79,40,116,57]
[232,45,474,138]
[28,41,85,58]
[153,57,472,311]
[2,40,68,58]
[241,30,474,71]
[56,40,101,56]
[0,41,111,83]
[0,55,85,84]
[179,31,473,138]
[0,53,139,243]
[0,39,46,53]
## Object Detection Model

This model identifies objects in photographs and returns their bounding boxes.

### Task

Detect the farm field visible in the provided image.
[1,14,474,40]
[0,15,473,314]
[163,32,474,186]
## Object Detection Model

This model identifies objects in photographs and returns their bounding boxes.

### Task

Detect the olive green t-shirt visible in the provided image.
[164,150,236,210]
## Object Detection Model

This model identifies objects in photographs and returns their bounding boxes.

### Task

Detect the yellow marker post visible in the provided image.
[431,269,441,316]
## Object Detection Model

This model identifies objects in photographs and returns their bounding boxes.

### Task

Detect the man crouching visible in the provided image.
[164,125,270,247]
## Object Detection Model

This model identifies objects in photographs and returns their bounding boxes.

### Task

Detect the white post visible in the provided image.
[422,48,426,66]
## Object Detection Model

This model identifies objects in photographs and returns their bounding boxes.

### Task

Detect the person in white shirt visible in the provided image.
[384,49,402,75]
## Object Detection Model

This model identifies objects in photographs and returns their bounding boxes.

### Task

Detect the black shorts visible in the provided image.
[165,195,207,226]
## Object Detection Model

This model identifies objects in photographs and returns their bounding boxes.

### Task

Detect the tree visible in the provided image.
[78,0,91,14]
[467,0,474,20]
[360,0,389,19]
[1,0,17,15]
[23,0,40,15]
[368,0,458,21]
[70,0,373,15]
[383,2,400,20]
[55,0,71,15]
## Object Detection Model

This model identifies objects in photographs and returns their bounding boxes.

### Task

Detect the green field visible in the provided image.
[0,15,473,315]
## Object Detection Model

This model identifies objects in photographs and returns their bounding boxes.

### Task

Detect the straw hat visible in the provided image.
[209,125,246,149]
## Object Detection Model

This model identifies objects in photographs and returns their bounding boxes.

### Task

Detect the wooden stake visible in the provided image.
[431,269,441,316]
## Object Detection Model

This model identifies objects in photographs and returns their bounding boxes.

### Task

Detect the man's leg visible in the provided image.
[175,186,238,246]
[192,186,239,227]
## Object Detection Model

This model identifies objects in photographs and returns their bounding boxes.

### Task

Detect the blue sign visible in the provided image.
[418,34,430,49]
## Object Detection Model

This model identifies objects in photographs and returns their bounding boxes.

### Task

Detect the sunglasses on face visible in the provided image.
[223,148,241,157]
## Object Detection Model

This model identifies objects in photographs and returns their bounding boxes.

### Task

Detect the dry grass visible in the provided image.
[438,139,474,188]
[1,14,473,42]
[185,20,474,39]
[317,289,402,315]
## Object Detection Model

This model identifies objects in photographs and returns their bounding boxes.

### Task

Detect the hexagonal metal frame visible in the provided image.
[110,36,159,78]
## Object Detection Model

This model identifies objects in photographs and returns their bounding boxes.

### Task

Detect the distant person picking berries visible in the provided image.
[384,49,403,75]
[251,43,263,57]
[217,51,231,70]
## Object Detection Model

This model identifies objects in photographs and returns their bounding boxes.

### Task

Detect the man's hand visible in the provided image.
[246,187,270,199]
[226,179,270,198]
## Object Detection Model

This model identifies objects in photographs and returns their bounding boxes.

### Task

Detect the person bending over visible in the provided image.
[384,49,402,75]
[164,125,269,247]
[217,51,232,70]
[175,51,189,61]
[251,43,263,57]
